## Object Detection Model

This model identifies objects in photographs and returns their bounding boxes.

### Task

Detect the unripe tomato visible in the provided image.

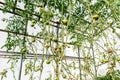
[67,45,70,48]
[46,60,51,64]
[55,57,60,62]
[21,48,26,53]
[101,59,109,63]
[30,23,34,27]
[52,37,58,42]
[62,74,67,79]
[60,69,63,72]
[92,15,99,20]
[32,20,36,23]
[44,44,49,48]
[21,47,27,54]
[35,66,42,72]
[85,55,91,59]
[117,57,120,61]
[54,77,58,80]
[0,69,7,75]
[31,38,35,42]
[62,19,68,25]
[45,21,50,25]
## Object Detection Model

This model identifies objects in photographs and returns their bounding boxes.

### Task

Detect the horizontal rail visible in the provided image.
[0,50,88,60]
[0,28,72,45]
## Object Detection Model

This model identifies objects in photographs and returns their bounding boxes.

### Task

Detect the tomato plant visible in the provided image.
[0,0,120,80]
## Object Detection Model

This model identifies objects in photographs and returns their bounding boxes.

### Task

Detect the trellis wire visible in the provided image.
[0,50,111,67]
[0,50,86,60]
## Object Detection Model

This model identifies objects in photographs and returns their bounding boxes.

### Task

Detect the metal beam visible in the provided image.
[0,50,87,60]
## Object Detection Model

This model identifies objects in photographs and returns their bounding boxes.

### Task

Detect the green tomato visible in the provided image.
[32,20,36,23]
[55,57,60,62]
[0,70,7,75]
[45,21,50,25]
[46,60,51,64]
[31,38,35,42]
[101,59,108,63]
[92,15,99,20]
[52,37,58,42]
[117,57,120,61]
[67,45,70,48]
[35,66,42,72]
[62,74,67,79]
[44,44,50,48]
[54,77,58,80]
[21,47,26,53]
[85,55,91,59]
[62,19,68,25]
[30,23,34,27]
[60,69,63,72]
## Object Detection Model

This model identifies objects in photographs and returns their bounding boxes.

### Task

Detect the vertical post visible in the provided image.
[77,35,82,80]
[77,47,82,80]
[18,16,28,80]
[55,22,59,79]
[18,53,23,80]
[91,43,97,80]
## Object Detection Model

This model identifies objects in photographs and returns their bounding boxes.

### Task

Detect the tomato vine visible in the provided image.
[0,0,120,80]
